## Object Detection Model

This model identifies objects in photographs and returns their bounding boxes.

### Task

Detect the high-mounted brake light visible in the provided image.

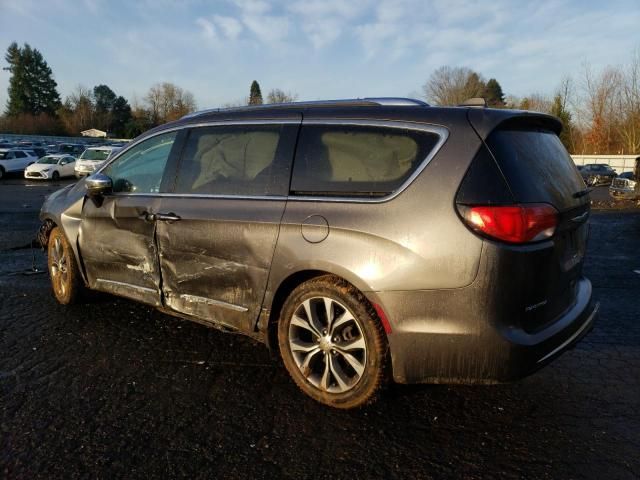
[459,204,558,244]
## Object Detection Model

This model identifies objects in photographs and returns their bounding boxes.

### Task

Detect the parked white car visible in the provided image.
[74,146,121,178]
[0,148,38,179]
[24,154,76,180]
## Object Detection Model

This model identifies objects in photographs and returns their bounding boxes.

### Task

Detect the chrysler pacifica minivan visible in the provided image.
[39,98,598,408]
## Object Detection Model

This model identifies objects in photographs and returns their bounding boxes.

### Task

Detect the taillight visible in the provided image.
[458,204,558,244]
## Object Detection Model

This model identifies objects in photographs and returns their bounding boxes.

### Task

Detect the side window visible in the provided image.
[102,131,177,193]
[290,124,441,197]
[15,151,26,158]
[174,124,295,196]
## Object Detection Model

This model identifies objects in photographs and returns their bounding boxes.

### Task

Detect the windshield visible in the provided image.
[80,149,110,161]
[37,156,60,165]
[59,145,78,153]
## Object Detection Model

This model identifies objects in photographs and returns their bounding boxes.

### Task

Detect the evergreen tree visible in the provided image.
[4,42,61,116]
[111,96,132,138]
[249,80,263,105]
[93,84,117,131]
[93,84,117,114]
[550,94,573,151]
[463,72,486,100]
[484,78,505,107]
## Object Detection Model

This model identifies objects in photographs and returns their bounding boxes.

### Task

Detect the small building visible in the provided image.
[80,128,107,138]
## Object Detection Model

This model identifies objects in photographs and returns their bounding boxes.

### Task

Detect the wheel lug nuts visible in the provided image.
[331,349,337,356]
[333,336,339,343]
[322,329,327,335]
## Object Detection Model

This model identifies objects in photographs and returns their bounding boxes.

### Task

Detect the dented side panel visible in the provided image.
[155,197,286,333]
[79,195,162,306]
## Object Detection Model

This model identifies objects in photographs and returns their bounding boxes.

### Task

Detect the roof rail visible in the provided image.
[363,97,430,106]
[458,97,487,108]
[181,97,429,120]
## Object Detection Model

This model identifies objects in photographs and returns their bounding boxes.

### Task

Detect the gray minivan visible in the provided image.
[39,98,598,408]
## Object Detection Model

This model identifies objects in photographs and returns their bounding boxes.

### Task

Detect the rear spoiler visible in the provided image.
[467,108,562,139]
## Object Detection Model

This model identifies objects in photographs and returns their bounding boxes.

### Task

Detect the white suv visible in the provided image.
[0,148,38,179]
[74,146,121,178]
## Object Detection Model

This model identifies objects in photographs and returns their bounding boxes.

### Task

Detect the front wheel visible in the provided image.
[48,227,83,304]
[52,171,60,180]
[0,167,4,179]
[278,275,388,409]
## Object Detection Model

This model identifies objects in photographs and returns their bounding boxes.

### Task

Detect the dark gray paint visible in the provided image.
[39,102,597,386]
[155,196,286,332]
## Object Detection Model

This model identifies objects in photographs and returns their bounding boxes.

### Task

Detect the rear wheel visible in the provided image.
[278,275,388,409]
[0,167,4,179]
[48,227,83,304]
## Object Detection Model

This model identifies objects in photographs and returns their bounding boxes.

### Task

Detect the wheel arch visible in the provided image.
[264,268,387,354]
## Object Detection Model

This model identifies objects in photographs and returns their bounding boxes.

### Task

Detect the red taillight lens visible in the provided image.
[460,204,558,244]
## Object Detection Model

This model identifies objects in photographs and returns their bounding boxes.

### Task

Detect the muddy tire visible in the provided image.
[48,227,83,304]
[278,275,389,409]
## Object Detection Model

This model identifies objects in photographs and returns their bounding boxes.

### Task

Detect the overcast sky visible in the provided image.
[1,0,639,110]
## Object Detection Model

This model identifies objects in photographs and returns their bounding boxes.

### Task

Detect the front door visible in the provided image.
[154,120,300,333]
[79,130,181,306]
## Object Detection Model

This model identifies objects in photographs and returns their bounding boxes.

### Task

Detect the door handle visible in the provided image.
[155,212,181,222]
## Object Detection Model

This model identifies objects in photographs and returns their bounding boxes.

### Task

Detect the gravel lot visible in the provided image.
[1,176,639,479]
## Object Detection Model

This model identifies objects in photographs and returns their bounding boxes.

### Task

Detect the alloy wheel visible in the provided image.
[288,296,367,393]
[50,236,69,297]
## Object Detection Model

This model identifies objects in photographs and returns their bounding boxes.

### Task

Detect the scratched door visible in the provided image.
[78,130,181,306]
[155,120,300,333]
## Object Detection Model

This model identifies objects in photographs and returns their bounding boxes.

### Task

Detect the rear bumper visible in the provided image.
[609,187,638,200]
[372,277,597,384]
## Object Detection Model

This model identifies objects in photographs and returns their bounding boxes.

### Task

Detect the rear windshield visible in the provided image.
[487,129,585,207]
[291,125,440,197]
[80,149,110,161]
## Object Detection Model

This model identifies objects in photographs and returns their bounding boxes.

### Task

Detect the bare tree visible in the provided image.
[58,85,94,134]
[581,64,623,154]
[518,93,553,113]
[266,89,298,104]
[618,50,640,154]
[556,76,575,112]
[422,66,486,106]
[144,82,197,125]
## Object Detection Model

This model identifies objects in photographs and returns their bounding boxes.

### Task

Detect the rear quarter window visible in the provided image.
[291,124,441,197]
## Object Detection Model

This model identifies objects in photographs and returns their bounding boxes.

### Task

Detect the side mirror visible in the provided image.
[85,173,112,205]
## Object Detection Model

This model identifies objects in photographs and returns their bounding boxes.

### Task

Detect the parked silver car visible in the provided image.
[609,171,639,200]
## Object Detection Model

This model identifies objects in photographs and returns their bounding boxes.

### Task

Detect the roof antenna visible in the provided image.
[458,97,487,108]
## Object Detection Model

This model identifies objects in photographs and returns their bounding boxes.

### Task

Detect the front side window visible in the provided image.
[174,124,294,196]
[102,131,177,193]
[290,124,440,197]
[15,151,26,158]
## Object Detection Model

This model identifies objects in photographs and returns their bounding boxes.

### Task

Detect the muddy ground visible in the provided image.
[1,176,639,479]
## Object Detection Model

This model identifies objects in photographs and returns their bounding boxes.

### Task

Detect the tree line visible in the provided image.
[422,53,640,155]
[2,40,639,155]
[0,43,298,139]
